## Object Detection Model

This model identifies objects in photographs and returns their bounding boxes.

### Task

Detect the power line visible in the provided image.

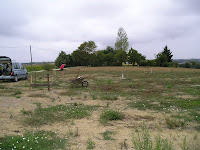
[0,46,29,48]
[32,46,71,52]
[0,45,71,52]
[31,46,61,51]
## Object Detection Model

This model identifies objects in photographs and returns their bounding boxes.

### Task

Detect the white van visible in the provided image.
[0,56,28,82]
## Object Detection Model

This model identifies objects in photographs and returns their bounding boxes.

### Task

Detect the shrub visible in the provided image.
[165,118,186,129]
[42,63,55,71]
[101,131,115,140]
[100,109,122,124]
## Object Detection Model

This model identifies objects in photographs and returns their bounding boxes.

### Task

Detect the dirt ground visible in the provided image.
[0,68,200,150]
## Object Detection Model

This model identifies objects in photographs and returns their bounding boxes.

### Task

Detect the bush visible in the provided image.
[166,118,186,129]
[42,63,55,71]
[100,109,122,124]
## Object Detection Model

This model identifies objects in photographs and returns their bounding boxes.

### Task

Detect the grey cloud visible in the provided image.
[0,0,200,62]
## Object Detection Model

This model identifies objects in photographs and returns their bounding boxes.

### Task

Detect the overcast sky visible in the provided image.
[0,0,199,62]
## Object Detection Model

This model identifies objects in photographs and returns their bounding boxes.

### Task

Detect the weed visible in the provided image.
[67,127,79,137]
[87,138,95,150]
[106,102,110,108]
[106,79,113,85]
[10,113,13,118]
[16,95,21,98]
[100,93,118,100]
[33,102,42,108]
[20,108,32,115]
[21,104,98,127]
[100,109,122,124]
[182,136,188,150]
[0,131,66,150]
[91,93,97,100]
[132,124,173,150]
[165,118,186,129]
[13,90,22,95]
[73,102,78,106]
[132,125,153,150]
[101,130,115,140]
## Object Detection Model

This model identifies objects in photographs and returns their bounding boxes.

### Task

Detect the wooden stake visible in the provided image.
[34,72,36,84]
[30,74,32,91]
[47,74,50,91]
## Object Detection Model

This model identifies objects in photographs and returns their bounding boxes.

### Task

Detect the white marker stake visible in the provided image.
[121,71,125,79]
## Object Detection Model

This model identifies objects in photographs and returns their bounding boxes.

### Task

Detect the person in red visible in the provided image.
[60,64,66,76]
[60,64,65,71]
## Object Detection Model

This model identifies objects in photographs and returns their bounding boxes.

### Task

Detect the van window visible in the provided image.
[14,63,20,69]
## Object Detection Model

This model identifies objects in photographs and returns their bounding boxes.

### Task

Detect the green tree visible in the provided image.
[104,52,115,66]
[55,51,72,67]
[156,53,168,67]
[128,48,146,66]
[115,27,129,52]
[114,50,127,66]
[163,45,173,62]
[93,51,105,66]
[156,45,173,67]
[72,50,90,66]
[103,46,115,54]
[78,41,97,53]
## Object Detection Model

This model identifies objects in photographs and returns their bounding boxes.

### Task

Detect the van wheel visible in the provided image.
[24,73,28,80]
[14,75,18,82]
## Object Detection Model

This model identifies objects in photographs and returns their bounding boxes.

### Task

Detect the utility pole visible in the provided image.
[30,45,33,70]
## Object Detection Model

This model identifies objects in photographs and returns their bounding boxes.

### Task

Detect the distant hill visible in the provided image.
[173,59,200,64]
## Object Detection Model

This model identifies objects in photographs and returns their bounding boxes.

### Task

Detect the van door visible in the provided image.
[13,63,22,78]
[20,63,26,78]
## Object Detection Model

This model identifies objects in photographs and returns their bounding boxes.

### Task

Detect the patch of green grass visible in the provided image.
[172,111,200,124]
[129,98,200,112]
[165,81,174,89]
[128,100,172,112]
[21,108,32,115]
[33,102,42,108]
[90,93,98,100]
[100,93,118,100]
[100,109,123,124]
[87,138,95,150]
[21,104,98,127]
[183,87,200,96]
[101,131,115,140]
[0,131,66,150]
[16,95,21,98]
[173,99,200,110]
[165,118,186,129]
[13,90,22,95]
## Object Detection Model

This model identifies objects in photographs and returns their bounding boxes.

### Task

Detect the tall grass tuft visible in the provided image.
[100,109,122,124]
[132,124,173,150]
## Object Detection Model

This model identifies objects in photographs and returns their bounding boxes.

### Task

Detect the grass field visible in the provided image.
[0,66,200,149]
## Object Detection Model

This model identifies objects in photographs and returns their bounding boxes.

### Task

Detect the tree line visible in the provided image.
[55,27,176,68]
